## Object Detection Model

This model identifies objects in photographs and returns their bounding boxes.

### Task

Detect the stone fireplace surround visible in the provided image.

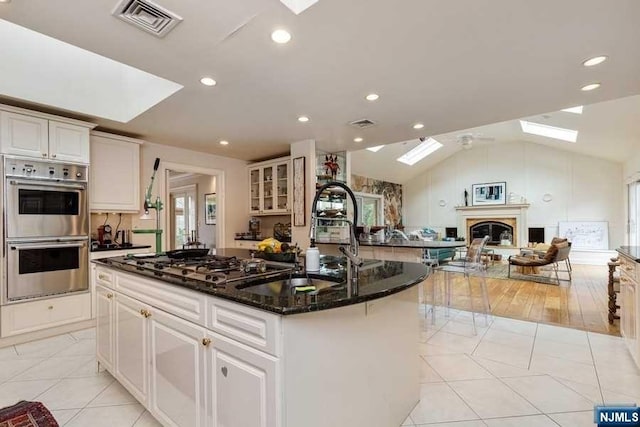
[455,204,530,248]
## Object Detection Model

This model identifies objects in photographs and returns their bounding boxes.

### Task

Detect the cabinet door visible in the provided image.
[274,161,290,213]
[90,134,141,212]
[115,292,150,405]
[0,111,49,158]
[48,121,90,163]
[148,308,207,427]
[96,285,115,372]
[207,331,277,427]
[249,168,262,214]
[262,165,275,214]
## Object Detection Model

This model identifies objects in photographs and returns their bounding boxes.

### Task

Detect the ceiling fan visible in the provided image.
[448,133,495,150]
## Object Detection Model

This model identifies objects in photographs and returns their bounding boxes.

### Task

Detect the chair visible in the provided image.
[507,238,572,285]
[427,236,491,335]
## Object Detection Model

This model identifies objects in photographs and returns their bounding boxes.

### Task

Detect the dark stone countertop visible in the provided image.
[318,240,467,249]
[617,246,640,262]
[92,248,428,315]
[91,244,151,252]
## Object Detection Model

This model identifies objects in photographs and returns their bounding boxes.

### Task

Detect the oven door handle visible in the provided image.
[8,179,86,190]
[10,242,86,250]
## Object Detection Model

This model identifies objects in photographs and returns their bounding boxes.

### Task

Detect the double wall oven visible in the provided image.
[3,157,89,303]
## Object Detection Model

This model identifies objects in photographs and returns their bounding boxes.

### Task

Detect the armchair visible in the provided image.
[508,238,572,285]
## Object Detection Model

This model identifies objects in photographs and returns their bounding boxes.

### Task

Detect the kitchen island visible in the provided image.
[318,239,467,263]
[93,249,427,427]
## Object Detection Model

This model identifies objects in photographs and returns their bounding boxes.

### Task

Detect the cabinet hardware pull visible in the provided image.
[140,309,146,317]
[48,306,53,310]
[41,153,47,157]
[51,154,57,158]
[202,338,211,347]
[98,274,109,281]
[107,293,113,299]
[144,310,152,318]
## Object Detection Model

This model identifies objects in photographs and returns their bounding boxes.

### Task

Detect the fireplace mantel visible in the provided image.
[455,204,530,211]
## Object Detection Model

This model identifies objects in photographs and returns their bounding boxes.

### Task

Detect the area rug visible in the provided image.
[446,261,564,285]
[0,401,58,427]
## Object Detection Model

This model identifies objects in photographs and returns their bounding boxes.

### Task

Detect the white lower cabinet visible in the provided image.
[207,330,277,427]
[96,285,115,372]
[98,269,278,427]
[149,308,207,427]
[115,292,150,406]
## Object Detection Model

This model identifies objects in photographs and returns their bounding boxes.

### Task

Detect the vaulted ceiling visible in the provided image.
[1,0,639,161]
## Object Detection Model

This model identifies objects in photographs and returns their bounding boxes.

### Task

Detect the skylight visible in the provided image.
[366,145,385,152]
[519,120,578,143]
[561,106,583,114]
[279,0,319,14]
[396,138,443,165]
[0,19,182,123]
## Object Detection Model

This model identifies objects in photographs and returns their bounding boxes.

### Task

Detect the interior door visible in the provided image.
[170,186,197,249]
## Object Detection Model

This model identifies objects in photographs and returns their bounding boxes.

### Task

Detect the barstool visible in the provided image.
[427,236,491,335]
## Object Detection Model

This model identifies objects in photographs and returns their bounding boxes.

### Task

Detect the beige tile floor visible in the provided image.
[0,309,636,426]
[403,307,640,426]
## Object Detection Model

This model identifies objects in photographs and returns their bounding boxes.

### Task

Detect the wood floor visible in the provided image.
[424,262,620,336]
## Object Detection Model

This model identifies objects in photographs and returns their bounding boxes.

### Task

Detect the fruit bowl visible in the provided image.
[253,251,297,263]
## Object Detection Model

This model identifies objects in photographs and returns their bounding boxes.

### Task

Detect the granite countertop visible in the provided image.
[93,248,428,315]
[319,240,467,249]
[90,244,152,253]
[617,246,640,262]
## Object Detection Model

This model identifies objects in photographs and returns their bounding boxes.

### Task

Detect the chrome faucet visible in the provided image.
[310,181,363,292]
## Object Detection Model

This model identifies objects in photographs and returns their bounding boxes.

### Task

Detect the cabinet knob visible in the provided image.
[41,153,47,157]
[202,338,212,347]
[106,293,113,299]
[48,305,53,310]
[51,154,57,158]
[140,308,151,318]
[98,274,109,281]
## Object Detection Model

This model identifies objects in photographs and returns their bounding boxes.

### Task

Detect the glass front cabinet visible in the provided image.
[248,157,291,215]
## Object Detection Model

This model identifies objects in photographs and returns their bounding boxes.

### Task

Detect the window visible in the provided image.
[354,192,384,227]
[170,185,197,249]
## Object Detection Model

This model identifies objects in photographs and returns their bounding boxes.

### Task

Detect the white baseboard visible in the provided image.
[0,319,96,348]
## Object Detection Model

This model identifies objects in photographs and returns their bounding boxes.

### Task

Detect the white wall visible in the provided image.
[132,141,248,249]
[404,141,624,249]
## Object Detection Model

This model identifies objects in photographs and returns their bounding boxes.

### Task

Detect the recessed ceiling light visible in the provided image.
[365,93,379,101]
[0,0,12,3]
[297,116,309,123]
[219,140,229,146]
[200,77,216,86]
[413,123,424,130]
[520,120,578,143]
[366,145,384,152]
[354,137,363,142]
[271,29,292,44]
[582,56,608,67]
[397,138,443,166]
[561,106,583,114]
[581,83,601,91]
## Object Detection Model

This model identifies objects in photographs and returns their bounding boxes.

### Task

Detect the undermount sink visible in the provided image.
[238,275,345,297]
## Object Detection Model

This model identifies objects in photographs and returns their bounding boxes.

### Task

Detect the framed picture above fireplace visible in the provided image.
[472,182,506,206]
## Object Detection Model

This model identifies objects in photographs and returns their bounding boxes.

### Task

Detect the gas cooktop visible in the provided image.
[121,254,293,288]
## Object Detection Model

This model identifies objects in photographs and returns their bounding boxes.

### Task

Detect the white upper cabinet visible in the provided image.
[49,121,90,163]
[90,131,142,212]
[0,107,94,163]
[0,111,49,159]
[248,157,291,216]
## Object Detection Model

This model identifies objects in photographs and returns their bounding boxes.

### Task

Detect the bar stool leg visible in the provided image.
[480,272,491,326]
[466,273,477,335]
[445,271,452,318]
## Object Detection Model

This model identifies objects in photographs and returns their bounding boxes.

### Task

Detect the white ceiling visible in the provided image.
[1,0,640,161]
[351,94,640,184]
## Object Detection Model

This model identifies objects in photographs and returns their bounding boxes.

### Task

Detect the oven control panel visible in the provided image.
[4,158,88,182]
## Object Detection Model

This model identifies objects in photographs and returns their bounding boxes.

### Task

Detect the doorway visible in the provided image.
[162,164,223,251]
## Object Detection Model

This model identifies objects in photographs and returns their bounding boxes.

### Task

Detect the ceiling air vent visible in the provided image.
[349,118,376,129]
[112,0,183,38]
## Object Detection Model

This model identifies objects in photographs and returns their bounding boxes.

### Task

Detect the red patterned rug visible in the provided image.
[0,401,58,427]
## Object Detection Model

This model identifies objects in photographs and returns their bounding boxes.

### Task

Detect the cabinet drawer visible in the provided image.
[95,267,115,288]
[620,255,639,282]
[1,293,91,337]
[115,271,206,326]
[207,296,281,357]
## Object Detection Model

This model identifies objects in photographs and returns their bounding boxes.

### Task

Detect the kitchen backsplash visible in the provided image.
[90,213,134,241]
[351,174,403,227]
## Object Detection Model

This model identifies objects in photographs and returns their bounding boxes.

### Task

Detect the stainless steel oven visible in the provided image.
[6,238,89,302]
[3,157,90,304]
[5,158,88,239]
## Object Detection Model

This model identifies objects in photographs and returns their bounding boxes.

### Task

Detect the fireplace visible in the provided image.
[470,221,514,246]
[456,204,528,248]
